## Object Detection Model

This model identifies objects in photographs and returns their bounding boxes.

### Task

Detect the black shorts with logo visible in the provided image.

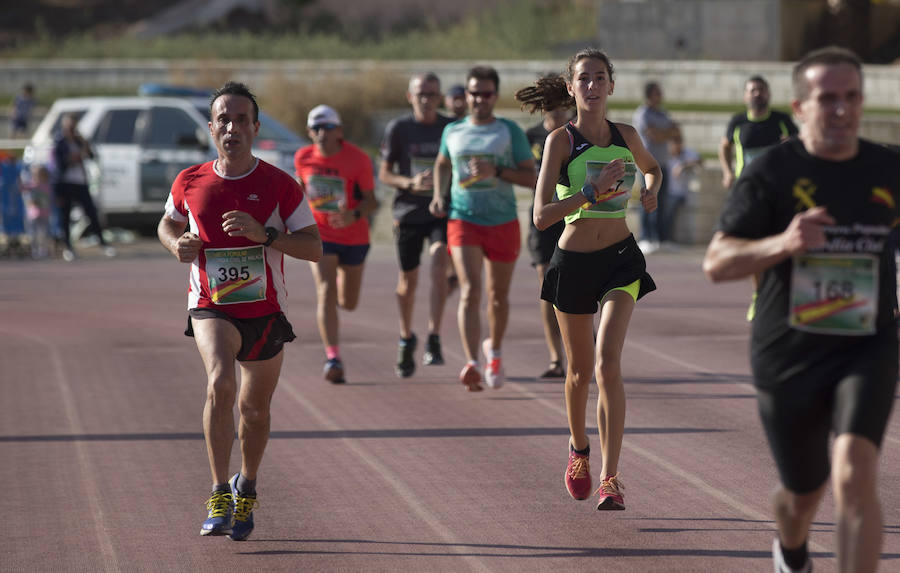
[185,308,296,362]
[754,327,898,493]
[540,234,656,315]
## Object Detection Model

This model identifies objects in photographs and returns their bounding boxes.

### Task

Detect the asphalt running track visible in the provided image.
[2,239,899,573]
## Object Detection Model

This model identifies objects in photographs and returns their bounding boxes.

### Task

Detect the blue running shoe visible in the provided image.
[200,490,233,536]
[228,473,259,541]
[323,357,346,384]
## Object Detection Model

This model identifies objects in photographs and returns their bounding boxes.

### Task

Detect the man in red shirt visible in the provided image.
[294,104,378,384]
[158,82,322,541]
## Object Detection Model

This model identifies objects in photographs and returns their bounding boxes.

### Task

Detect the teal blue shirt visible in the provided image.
[439,117,532,225]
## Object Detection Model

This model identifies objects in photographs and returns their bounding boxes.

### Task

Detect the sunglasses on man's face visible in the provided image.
[311,123,338,132]
[467,90,496,98]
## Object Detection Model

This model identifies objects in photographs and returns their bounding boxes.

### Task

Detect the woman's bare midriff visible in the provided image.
[557,217,631,253]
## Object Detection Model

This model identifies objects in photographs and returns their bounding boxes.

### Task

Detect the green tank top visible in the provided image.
[556,121,636,223]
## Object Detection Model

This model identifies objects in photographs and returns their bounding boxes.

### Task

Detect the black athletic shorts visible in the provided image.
[185,308,297,362]
[322,241,370,266]
[394,219,448,272]
[540,234,656,314]
[755,328,898,493]
[527,219,564,267]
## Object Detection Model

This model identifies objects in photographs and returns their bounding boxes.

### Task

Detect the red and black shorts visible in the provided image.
[185,308,296,362]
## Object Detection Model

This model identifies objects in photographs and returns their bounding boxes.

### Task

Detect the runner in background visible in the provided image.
[379,72,455,377]
[295,104,377,385]
[430,65,536,391]
[524,103,571,378]
[444,84,467,120]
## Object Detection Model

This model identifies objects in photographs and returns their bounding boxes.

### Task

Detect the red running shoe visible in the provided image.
[459,364,483,392]
[564,444,592,500]
[596,474,625,510]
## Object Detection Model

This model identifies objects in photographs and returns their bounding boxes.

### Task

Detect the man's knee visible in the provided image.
[238,399,270,428]
[832,434,879,507]
[206,375,237,407]
[774,484,825,519]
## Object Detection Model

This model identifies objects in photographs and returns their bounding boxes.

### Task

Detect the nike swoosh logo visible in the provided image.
[618,247,627,254]
[575,143,589,151]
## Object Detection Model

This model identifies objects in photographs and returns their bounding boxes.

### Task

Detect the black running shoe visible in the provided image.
[395,333,417,378]
[423,333,444,365]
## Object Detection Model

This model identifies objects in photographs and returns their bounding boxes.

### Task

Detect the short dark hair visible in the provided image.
[746,75,768,89]
[409,72,441,93]
[210,81,259,123]
[467,66,500,92]
[792,46,863,101]
[644,81,661,100]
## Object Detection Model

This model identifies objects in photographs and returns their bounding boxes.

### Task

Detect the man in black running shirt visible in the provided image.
[718,75,798,190]
[379,72,456,377]
[704,47,900,573]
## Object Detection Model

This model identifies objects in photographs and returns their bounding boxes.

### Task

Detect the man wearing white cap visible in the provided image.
[294,104,378,384]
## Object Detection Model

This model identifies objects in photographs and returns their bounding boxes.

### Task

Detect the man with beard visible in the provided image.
[718,75,799,320]
[718,75,798,190]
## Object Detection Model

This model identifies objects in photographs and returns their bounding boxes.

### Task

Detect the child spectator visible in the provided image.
[664,127,702,245]
[21,164,53,259]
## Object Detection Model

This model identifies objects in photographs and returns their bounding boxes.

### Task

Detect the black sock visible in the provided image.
[236,473,257,497]
[781,540,809,570]
[212,483,229,494]
[571,444,590,456]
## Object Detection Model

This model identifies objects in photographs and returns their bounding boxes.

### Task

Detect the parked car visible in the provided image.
[23,93,306,231]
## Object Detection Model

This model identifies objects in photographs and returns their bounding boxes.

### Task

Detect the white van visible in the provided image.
[23,96,305,230]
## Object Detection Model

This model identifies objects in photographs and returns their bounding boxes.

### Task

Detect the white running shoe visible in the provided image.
[481,338,504,389]
[771,538,812,573]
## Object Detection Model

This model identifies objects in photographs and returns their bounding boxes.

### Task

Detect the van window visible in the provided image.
[94,109,141,144]
[48,110,87,138]
[143,107,203,147]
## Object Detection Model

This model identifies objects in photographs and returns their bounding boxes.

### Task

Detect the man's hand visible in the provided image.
[429,195,447,218]
[467,157,496,182]
[781,206,835,255]
[173,232,203,263]
[327,207,358,229]
[222,210,266,243]
[409,169,434,193]
[721,171,735,189]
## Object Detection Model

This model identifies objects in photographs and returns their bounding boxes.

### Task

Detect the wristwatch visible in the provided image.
[262,226,278,247]
[353,209,362,220]
[581,183,597,205]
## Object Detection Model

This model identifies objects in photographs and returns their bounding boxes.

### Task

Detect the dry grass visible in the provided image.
[261,65,408,145]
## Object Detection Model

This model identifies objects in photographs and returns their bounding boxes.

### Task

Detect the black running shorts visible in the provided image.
[185,308,297,362]
[755,328,898,493]
[540,234,656,315]
[394,219,448,272]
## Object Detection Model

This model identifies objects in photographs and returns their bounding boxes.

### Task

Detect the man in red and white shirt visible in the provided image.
[294,104,377,384]
[158,82,321,541]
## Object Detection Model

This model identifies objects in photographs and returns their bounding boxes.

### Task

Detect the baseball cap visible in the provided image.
[307,104,341,128]
[447,84,465,98]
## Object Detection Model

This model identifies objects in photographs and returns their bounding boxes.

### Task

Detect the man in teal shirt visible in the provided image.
[430,65,536,391]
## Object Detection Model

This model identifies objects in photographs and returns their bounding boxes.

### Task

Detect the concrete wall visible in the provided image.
[596,0,784,61]
[3,58,898,109]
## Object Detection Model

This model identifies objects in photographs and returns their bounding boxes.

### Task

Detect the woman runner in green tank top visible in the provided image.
[516,48,661,510]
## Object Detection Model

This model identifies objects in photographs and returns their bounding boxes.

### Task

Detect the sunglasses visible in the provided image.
[413,92,440,99]
[467,90,496,98]
[311,123,338,132]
